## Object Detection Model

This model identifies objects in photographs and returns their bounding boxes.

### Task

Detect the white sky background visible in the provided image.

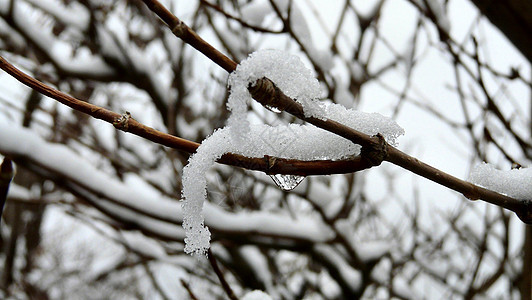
[0,0,530,298]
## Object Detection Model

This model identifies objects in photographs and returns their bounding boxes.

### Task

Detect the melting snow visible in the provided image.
[181,49,404,256]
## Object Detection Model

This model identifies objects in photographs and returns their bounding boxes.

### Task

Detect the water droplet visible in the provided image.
[269,174,305,191]
[265,105,281,113]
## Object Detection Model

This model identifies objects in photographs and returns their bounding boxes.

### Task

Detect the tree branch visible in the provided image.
[139,0,532,223]
[0,55,373,176]
[0,0,527,223]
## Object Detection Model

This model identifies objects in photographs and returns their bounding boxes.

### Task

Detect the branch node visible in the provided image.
[265,155,277,174]
[249,78,288,112]
[113,111,132,131]
[361,133,388,166]
[171,20,187,38]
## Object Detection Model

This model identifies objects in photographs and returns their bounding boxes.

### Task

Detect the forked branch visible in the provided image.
[139,0,531,223]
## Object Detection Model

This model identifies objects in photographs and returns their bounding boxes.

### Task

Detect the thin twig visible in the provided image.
[207,248,238,300]
[200,0,285,34]
[180,279,199,300]
[142,261,172,300]
[141,0,237,73]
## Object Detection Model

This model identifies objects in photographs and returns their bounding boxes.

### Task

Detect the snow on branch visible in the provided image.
[182,50,404,256]
[469,163,532,200]
[227,50,404,144]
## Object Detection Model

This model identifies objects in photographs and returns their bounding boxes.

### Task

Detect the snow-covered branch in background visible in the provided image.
[0,118,334,248]
[1,0,171,111]
[469,163,532,200]
[0,0,113,78]
[182,50,404,256]
[23,0,90,30]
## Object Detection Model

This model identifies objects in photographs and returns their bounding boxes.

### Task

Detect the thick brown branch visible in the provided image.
[0,55,372,176]
[386,147,528,221]
[0,56,197,153]
[249,78,531,223]
[199,0,285,34]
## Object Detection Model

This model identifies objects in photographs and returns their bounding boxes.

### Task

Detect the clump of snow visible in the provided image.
[181,128,230,257]
[242,290,273,300]
[469,163,532,200]
[182,49,404,256]
[227,49,321,139]
[227,49,403,141]
[321,101,404,146]
[181,124,359,256]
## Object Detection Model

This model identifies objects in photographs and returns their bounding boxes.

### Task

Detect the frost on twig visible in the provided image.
[181,50,404,256]
[469,163,532,200]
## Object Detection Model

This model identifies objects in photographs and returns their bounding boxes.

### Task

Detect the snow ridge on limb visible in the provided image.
[469,163,532,200]
[181,50,403,256]
[227,50,403,143]
[226,49,322,139]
